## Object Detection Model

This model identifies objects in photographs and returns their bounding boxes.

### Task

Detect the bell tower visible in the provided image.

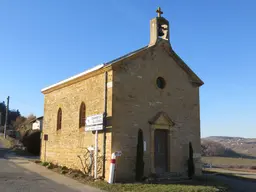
[149,7,170,46]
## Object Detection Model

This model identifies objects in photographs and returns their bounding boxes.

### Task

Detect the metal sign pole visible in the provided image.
[85,113,103,179]
[94,130,98,179]
[44,140,47,162]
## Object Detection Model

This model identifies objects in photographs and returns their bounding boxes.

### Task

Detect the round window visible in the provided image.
[156,77,166,89]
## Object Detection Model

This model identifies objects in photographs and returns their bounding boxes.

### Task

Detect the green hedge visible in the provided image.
[21,130,41,155]
[135,129,144,181]
[188,142,195,178]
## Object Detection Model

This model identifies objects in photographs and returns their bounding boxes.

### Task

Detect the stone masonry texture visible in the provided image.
[41,70,113,181]
[41,40,203,182]
[111,41,202,181]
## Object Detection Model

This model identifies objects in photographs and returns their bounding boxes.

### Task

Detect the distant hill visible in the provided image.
[201,136,256,158]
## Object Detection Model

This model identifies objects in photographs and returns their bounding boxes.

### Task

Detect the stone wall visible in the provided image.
[40,70,113,181]
[112,41,202,181]
[40,41,202,182]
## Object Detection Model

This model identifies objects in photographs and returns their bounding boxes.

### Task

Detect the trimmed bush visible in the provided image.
[21,130,41,155]
[188,142,195,178]
[135,129,144,181]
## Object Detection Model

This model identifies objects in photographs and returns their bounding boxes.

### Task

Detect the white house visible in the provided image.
[32,116,43,131]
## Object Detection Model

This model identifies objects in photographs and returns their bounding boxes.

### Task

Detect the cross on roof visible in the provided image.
[156,7,163,17]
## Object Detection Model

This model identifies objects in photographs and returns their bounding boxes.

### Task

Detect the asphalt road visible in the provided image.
[0,146,103,192]
[205,173,256,192]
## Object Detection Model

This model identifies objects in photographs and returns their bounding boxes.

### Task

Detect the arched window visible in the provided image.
[79,102,86,128]
[57,108,62,130]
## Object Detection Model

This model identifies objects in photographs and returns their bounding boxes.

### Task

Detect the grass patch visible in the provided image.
[41,162,49,166]
[88,181,226,192]
[202,156,256,168]
[0,135,15,148]
[36,161,228,192]
[88,175,228,192]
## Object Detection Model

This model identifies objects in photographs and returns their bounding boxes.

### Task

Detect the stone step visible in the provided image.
[156,176,189,181]
[145,172,189,184]
[158,171,186,178]
[154,177,191,184]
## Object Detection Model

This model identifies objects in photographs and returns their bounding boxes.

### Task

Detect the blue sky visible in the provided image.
[0,0,255,138]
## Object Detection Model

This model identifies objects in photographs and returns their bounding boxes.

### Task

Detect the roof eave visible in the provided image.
[169,48,204,87]
[41,45,149,94]
[41,64,110,94]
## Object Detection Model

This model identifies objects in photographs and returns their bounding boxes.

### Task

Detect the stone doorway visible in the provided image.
[154,129,168,174]
[149,111,174,174]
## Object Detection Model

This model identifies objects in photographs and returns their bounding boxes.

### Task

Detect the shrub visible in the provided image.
[135,129,144,181]
[250,166,256,170]
[46,163,55,169]
[61,166,68,170]
[42,162,49,166]
[61,170,68,174]
[20,130,30,147]
[188,142,195,178]
[21,130,41,155]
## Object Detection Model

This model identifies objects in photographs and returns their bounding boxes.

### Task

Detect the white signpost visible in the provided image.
[85,113,104,179]
[85,114,103,127]
[85,125,103,131]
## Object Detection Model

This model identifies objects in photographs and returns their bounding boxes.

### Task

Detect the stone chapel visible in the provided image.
[40,8,204,182]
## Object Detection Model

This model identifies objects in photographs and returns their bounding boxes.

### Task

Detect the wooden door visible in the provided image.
[154,129,168,174]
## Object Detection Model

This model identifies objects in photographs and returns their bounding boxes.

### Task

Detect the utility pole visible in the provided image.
[4,96,10,138]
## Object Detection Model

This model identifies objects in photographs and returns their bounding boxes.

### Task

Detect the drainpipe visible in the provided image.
[102,70,108,178]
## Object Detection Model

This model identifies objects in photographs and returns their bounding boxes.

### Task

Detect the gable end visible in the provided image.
[159,41,204,87]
